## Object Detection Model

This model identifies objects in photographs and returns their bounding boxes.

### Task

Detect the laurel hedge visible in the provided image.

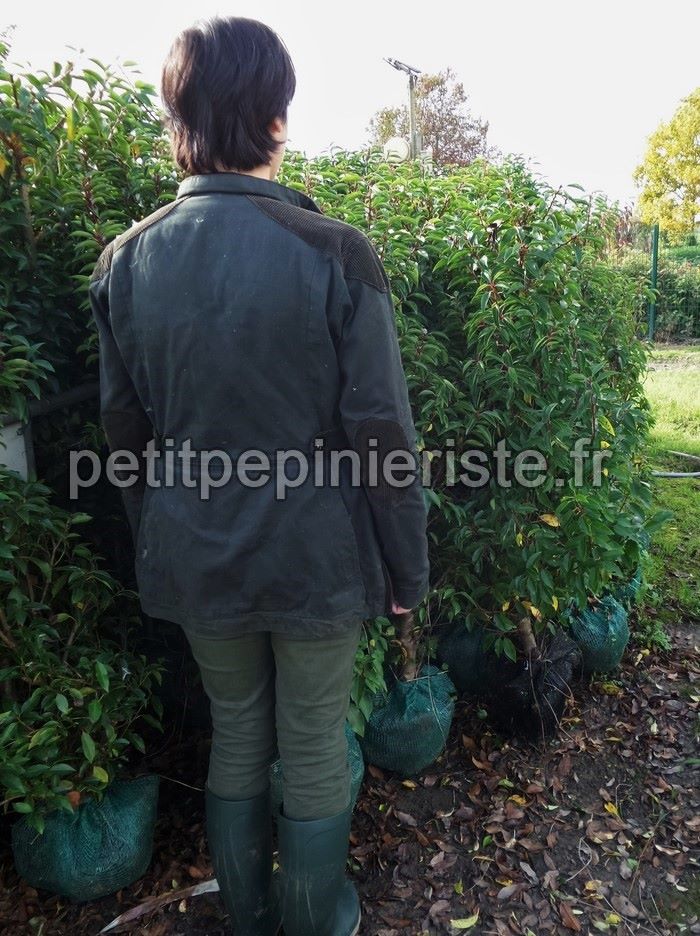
[1,49,665,727]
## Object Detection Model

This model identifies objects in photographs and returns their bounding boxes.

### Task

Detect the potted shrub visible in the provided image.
[564,594,631,675]
[358,610,456,776]
[0,468,163,901]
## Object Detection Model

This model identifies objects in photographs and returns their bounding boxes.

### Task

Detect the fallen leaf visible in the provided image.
[99,880,220,932]
[429,899,451,920]
[497,883,521,900]
[611,894,639,918]
[450,912,479,930]
[395,811,418,828]
[559,901,582,932]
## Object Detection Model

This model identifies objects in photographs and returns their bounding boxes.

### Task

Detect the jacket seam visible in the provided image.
[89,198,188,284]
[304,251,323,431]
[342,272,390,295]
[113,197,186,256]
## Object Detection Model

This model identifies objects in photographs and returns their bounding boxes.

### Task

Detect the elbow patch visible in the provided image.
[102,410,154,460]
[352,417,418,508]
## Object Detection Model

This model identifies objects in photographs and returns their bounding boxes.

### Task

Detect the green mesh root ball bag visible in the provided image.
[359,665,456,776]
[436,623,517,696]
[270,722,364,815]
[567,595,630,674]
[11,775,159,903]
[610,566,644,608]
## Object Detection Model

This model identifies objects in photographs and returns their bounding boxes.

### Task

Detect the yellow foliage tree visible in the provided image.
[634,88,700,239]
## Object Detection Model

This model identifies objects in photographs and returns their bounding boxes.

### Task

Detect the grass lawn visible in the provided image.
[639,344,700,638]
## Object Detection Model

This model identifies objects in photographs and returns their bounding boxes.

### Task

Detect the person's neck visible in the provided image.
[219,165,275,180]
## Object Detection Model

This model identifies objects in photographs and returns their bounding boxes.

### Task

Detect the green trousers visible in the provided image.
[184,623,363,820]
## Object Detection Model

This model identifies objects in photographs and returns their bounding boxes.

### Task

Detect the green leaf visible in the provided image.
[92,766,109,784]
[12,801,33,814]
[81,731,96,763]
[50,763,75,775]
[94,661,110,692]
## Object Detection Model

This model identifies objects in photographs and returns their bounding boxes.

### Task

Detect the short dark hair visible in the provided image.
[161,17,296,174]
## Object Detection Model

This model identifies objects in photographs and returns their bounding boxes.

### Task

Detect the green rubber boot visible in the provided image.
[277,803,361,936]
[205,785,281,935]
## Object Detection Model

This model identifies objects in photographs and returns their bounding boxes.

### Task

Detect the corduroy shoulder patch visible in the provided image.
[247,194,390,293]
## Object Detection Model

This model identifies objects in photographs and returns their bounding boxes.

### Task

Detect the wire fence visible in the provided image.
[615,228,700,343]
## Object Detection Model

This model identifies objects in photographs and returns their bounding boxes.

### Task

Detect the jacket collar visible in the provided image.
[176,172,322,214]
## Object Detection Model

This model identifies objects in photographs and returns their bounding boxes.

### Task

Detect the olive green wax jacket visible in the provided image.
[89,171,429,638]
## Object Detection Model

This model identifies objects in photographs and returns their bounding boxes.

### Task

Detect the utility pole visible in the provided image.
[384,58,422,159]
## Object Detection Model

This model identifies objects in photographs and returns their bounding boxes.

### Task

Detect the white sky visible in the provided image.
[6,0,699,207]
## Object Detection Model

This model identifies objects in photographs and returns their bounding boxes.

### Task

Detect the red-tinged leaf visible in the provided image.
[559,901,582,932]
[415,829,430,847]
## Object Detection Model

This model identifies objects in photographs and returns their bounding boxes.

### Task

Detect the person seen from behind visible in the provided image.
[89,16,429,936]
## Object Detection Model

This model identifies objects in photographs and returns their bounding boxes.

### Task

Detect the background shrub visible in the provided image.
[615,249,700,340]
[0,41,176,398]
[665,244,700,266]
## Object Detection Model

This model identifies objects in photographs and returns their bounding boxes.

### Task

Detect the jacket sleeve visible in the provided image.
[335,233,430,610]
[89,247,154,545]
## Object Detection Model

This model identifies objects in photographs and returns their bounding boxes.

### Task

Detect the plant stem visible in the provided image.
[396,610,420,681]
[0,607,17,651]
[517,614,538,658]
